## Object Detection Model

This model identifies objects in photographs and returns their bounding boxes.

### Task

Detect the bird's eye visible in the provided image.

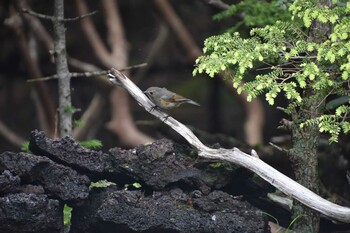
[149,91,153,95]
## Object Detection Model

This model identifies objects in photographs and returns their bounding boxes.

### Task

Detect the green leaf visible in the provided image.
[64,105,76,113]
[63,204,72,227]
[74,119,85,127]
[90,180,116,189]
[78,140,103,149]
[132,182,142,188]
[317,14,327,23]
[329,15,338,24]
[21,141,31,153]
[247,95,253,102]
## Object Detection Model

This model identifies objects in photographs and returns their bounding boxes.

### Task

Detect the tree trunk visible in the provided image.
[289,117,320,232]
[53,0,72,137]
[288,1,332,231]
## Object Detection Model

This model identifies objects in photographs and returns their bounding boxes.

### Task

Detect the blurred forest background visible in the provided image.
[0,0,282,152]
[0,0,349,209]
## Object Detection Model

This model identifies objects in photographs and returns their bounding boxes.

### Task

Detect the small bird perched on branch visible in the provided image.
[144,87,200,110]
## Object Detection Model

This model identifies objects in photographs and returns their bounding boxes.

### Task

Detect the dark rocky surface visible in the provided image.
[0,131,269,233]
[109,139,238,193]
[70,187,267,233]
[0,193,63,233]
[29,130,120,180]
[30,130,238,193]
[0,170,20,193]
[0,151,90,204]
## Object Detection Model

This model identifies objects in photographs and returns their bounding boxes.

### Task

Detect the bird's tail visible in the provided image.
[186,99,200,106]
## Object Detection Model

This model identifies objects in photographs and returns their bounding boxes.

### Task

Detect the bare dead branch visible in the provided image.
[269,142,288,153]
[22,7,98,22]
[27,63,147,83]
[61,10,98,22]
[267,193,293,211]
[108,68,350,224]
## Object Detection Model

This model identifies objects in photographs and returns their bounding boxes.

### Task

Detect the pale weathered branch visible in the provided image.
[108,68,350,224]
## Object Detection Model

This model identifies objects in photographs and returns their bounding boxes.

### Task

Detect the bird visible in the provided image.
[144,87,200,110]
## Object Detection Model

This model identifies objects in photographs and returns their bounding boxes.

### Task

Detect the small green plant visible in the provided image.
[21,141,31,153]
[78,139,102,149]
[286,214,306,232]
[89,180,116,189]
[209,162,224,168]
[64,105,77,113]
[124,182,142,190]
[73,119,86,127]
[63,204,72,227]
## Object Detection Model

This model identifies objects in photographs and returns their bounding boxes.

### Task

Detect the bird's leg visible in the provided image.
[148,105,169,121]
[148,104,159,113]
[162,114,170,122]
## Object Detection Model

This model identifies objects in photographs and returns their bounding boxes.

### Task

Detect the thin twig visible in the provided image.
[27,63,147,83]
[276,106,286,112]
[315,87,335,109]
[22,8,98,22]
[269,142,288,153]
[200,0,230,10]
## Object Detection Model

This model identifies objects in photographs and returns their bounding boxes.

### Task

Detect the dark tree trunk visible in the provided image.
[289,115,321,232]
[288,1,332,231]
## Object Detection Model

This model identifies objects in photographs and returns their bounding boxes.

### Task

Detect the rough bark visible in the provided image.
[289,118,321,232]
[53,0,72,137]
[288,0,333,231]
